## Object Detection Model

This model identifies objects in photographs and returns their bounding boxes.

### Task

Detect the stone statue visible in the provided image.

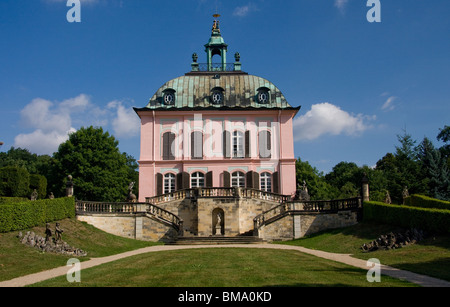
[66,175,74,197]
[402,186,409,204]
[384,190,392,204]
[234,52,240,62]
[45,223,52,243]
[48,192,55,199]
[30,189,38,201]
[55,223,63,243]
[127,181,137,203]
[192,53,198,63]
[216,212,222,227]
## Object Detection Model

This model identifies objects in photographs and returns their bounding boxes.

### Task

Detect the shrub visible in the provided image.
[0,197,29,204]
[0,197,75,233]
[404,194,450,210]
[0,166,30,198]
[363,201,450,233]
[29,174,47,200]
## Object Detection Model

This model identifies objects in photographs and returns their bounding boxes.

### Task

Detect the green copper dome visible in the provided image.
[135,15,299,113]
[140,74,295,110]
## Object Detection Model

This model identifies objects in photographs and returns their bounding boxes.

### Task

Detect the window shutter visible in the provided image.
[223,171,231,188]
[272,172,279,194]
[191,132,203,159]
[182,172,190,190]
[245,130,250,158]
[177,172,190,190]
[246,171,255,189]
[162,133,169,160]
[206,171,213,188]
[223,130,231,158]
[169,133,175,160]
[253,172,260,190]
[259,131,271,158]
[163,132,176,160]
[156,173,163,196]
[176,173,183,191]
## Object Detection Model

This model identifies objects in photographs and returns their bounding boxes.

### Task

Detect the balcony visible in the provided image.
[191,62,241,72]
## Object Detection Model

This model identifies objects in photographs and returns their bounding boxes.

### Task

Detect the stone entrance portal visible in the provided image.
[212,208,224,236]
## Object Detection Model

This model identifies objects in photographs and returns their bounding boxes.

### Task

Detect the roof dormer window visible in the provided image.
[257,87,270,104]
[210,87,225,105]
[163,89,176,106]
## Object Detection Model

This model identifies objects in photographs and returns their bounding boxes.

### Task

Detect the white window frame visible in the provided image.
[191,172,205,188]
[260,172,272,192]
[164,173,176,194]
[231,171,246,188]
[232,131,244,158]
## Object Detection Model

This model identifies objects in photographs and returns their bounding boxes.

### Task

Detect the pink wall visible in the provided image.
[136,109,298,201]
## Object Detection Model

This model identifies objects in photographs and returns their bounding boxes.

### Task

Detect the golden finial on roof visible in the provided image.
[212,13,221,34]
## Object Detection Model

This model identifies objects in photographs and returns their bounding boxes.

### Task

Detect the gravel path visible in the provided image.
[1,244,449,287]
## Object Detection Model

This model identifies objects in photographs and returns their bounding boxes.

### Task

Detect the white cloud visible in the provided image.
[293,103,374,141]
[107,101,140,138]
[233,3,258,17]
[20,98,72,134]
[334,0,349,12]
[14,94,139,155]
[14,129,75,156]
[381,96,397,111]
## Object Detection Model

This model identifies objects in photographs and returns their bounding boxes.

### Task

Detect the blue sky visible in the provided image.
[1,0,449,174]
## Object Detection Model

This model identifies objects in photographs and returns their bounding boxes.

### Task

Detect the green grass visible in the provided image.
[0,218,160,282]
[31,248,414,287]
[2,218,448,287]
[277,221,450,282]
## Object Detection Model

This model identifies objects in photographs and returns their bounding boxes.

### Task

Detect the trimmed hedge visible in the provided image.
[0,197,75,233]
[404,194,450,211]
[363,201,450,233]
[0,197,29,204]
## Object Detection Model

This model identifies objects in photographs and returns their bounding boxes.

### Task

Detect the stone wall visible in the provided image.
[77,199,359,242]
[77,214,136,239]
[258,210,358,241]
[158,196,280,237]
[77,213,179,243]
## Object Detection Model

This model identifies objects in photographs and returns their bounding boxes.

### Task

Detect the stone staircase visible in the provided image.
[169,236,266,245]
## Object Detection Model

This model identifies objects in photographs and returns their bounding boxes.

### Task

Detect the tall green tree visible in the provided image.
[437,125,450,167]
[427,147,450,200]
[52,126,133,202]
[295,158,338,200]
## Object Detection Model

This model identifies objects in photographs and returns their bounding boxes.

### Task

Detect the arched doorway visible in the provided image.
[212,208,224,236]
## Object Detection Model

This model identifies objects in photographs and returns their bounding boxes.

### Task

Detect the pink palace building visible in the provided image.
[134,17,300,204]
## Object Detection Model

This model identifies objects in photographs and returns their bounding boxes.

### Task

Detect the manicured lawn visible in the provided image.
[277,221,450,282]
[30,248,414,287]
[0,218,160,282]
[3,218,446,287]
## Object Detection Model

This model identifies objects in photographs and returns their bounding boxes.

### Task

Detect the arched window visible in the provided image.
[231,171,246,188]
[191,172,205,188]
[260,172,272,192]
[164,173,176,194]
